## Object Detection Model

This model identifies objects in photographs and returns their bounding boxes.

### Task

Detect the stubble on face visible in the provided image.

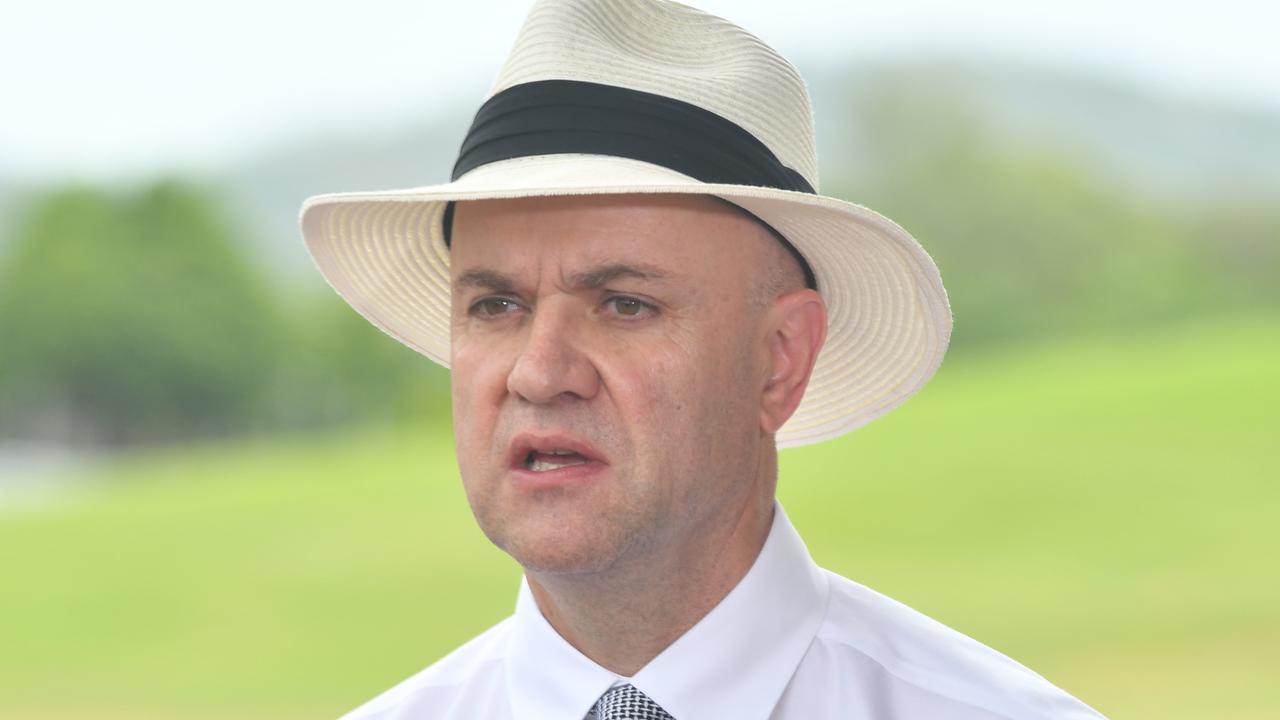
[448,193,791,581]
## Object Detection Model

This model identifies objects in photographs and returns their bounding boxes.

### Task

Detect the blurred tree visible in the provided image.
[0,181,281,445]
[1187,201,1280,312]
[267,291,451,432]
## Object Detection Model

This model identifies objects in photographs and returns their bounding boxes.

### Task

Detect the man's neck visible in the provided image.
[525,490,776,676]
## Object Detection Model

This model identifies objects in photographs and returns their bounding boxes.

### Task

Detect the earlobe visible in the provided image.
[759,290,827,435]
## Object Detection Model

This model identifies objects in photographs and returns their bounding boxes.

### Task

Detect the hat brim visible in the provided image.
[299,154,952,448]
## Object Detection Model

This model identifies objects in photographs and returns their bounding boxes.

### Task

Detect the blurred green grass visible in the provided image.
[2,317,1276,719]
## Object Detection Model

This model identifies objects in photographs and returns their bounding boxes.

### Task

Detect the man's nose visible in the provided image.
[506,301,600,404]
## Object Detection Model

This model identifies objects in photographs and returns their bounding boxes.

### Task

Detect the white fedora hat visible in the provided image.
[299,0,952,448]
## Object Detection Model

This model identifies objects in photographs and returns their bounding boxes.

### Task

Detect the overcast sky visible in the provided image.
[1,0,1275,181]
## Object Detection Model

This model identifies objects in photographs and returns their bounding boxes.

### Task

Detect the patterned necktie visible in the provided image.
[586,683,675,719]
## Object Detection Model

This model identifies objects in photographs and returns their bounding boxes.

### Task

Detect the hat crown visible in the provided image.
[489,0,819,191]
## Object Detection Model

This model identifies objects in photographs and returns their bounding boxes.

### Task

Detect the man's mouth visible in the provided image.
[507,432,605,477]
[524,449,592,473]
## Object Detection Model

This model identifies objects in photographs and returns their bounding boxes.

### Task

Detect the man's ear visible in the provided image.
[760,289,827,435]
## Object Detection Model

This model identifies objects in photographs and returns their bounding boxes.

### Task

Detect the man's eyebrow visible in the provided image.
[568,263,670,289]
[454,269,517,294]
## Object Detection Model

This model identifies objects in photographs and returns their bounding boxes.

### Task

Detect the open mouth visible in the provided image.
[524,449,592,473]
[507,432,605,478]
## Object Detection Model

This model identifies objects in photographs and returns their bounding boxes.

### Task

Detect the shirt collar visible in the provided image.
[506,501,830,719]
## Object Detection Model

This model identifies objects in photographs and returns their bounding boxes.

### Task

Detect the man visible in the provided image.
[300,0,1106,718]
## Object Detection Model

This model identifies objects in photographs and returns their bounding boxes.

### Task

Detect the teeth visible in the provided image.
[525,451,590,472]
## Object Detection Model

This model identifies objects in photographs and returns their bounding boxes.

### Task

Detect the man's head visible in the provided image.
[299,0,952,484]
[448,192,826,576]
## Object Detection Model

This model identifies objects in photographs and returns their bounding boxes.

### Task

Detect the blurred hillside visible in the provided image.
[812,61,1280,346]
[215,58,1280,344]
[1,58,1277,447]
[809,60,1280,201]
[219,57,1280,353]
[214,58,1280,282]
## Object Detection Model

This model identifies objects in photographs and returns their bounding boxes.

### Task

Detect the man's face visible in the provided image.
[449,193,780,577]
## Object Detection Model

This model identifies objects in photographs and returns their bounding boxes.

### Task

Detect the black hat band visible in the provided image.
[443,79,818,290]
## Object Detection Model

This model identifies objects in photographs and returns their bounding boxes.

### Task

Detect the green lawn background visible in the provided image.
[2,317,1276,719]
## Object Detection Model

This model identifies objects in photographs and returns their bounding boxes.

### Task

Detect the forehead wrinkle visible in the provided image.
[565,261,673,290]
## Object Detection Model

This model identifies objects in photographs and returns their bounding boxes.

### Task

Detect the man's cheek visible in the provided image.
[618,365,684,429]
[451,346,504,429]
[450,373,487,479]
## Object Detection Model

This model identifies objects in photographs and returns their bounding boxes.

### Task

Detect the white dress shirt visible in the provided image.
[342,502,1106,719]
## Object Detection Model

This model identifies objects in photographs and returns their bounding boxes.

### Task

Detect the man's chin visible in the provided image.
[468,482,655,576]
[495,526,626,576]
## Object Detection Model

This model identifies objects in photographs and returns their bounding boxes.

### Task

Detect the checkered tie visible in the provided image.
[586,683,674,719]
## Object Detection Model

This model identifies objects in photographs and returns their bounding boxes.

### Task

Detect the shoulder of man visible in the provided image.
[339,615,515,720]
[800,570,1106,719]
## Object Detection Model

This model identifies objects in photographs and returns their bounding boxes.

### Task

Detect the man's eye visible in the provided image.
[604,296,655,318]
[470,297,520,318]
